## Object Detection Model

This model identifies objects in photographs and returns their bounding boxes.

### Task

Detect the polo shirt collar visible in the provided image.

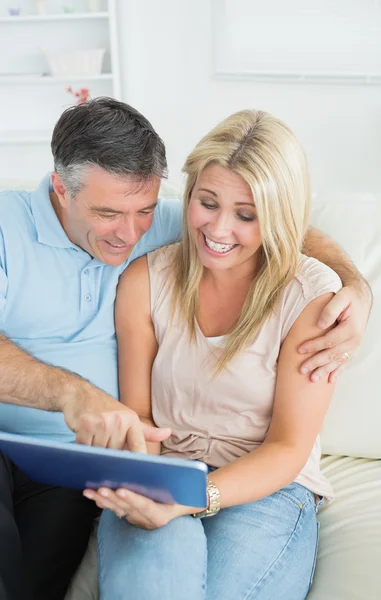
[30,173,77,249]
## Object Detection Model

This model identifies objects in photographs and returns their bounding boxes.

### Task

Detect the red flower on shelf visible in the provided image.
[66,87,90,105]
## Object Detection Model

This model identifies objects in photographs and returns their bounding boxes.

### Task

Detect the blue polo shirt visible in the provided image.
[0,174,182,442]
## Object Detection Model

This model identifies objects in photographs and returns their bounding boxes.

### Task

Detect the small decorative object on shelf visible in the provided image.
[43,48,106,76]
[62,3,75,13]
[8,6,20,15]
[34,0,48,15]
[86,0,102,11]
[67,86,90,104]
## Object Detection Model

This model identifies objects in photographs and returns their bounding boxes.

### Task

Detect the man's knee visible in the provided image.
[0,452,13,497]
[0,454,15,541]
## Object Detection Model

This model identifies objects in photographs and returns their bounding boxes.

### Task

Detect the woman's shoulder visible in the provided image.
[291,254,342,301]
[146,243,179,274]
[278,255,342,341]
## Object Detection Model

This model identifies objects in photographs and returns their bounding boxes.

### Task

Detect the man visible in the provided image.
[0,98,372,600]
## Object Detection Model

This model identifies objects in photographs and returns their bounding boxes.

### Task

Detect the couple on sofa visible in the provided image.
[0,98,371,600]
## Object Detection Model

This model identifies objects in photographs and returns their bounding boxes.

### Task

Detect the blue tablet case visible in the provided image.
[0,432,208,507]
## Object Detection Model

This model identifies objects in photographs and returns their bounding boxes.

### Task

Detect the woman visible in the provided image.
[92,110,342,599]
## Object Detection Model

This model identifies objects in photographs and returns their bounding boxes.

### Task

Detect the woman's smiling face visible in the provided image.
[187,164,262,275]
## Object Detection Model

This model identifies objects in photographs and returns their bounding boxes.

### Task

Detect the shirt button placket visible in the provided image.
[82,267,93,309]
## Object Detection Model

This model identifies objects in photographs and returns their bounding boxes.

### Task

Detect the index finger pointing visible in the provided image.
[125,420,147,454]
[142,423,171,443]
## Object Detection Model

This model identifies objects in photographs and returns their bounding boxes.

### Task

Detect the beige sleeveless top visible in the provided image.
[147,244,342,501]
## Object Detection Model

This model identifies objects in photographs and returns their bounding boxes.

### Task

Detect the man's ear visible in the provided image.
[51,172,69,207]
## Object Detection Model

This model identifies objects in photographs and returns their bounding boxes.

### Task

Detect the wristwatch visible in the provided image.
[192,478,220,518]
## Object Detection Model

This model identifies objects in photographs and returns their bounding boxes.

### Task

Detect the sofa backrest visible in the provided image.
[310,193,381,459]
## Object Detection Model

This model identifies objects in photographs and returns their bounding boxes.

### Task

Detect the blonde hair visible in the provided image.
[171,109,311,373]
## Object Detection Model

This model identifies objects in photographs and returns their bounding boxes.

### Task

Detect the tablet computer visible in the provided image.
[0,432,208,507]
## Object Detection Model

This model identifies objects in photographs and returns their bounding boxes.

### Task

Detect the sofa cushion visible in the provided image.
[65,518,99,600]
[310,193,381,459]
[308,455,381,599]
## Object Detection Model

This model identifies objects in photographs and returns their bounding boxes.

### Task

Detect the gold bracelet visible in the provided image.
[192,478,220,518]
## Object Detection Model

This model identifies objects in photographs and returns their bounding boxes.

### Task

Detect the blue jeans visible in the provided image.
[98,481,321,600]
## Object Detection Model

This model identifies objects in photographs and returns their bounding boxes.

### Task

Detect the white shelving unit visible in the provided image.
[0,74,114,84]
[0,11,109,22]
[0,0,122,188]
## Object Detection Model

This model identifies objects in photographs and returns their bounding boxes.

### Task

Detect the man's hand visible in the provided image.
[83,487,197,529]
[0,334,170,453]
[298,281,372,383]
[63,384,170,453]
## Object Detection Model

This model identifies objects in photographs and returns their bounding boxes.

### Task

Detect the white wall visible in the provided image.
[1,0,380,195]
[116,0,381,196]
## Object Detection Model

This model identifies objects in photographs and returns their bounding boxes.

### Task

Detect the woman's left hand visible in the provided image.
[83,487,192,529]
[297,281,372,383]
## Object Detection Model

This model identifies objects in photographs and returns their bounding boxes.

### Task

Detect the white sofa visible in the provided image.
[65,192,381,600]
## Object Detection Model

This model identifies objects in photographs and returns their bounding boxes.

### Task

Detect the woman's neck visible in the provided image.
[202,255,260,293]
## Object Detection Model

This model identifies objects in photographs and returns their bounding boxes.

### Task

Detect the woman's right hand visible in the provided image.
[83,486,198,530]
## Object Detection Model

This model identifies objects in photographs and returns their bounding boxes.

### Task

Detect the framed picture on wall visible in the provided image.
[212,0,381,84]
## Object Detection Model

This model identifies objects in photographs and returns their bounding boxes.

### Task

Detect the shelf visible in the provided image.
[0,74,113,84]
[0,12,109,23]
[214,71,381,86]
[0,131,51,144]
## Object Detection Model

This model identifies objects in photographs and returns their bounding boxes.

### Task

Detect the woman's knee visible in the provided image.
[205,485,319,600]
[98,512,207,600]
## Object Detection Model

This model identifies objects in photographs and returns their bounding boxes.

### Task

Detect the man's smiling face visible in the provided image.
[51,166,161,266]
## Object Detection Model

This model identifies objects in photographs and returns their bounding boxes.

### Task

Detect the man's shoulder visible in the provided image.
[148,196,183,245]
[156,195,182,220]
[128,196,182,264]
[0,188,33,224]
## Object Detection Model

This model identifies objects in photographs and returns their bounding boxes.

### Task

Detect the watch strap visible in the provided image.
[192,478,220,518]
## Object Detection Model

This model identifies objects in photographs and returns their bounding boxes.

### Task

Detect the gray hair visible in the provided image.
[51,97,167,197]
[54,163,90,197]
